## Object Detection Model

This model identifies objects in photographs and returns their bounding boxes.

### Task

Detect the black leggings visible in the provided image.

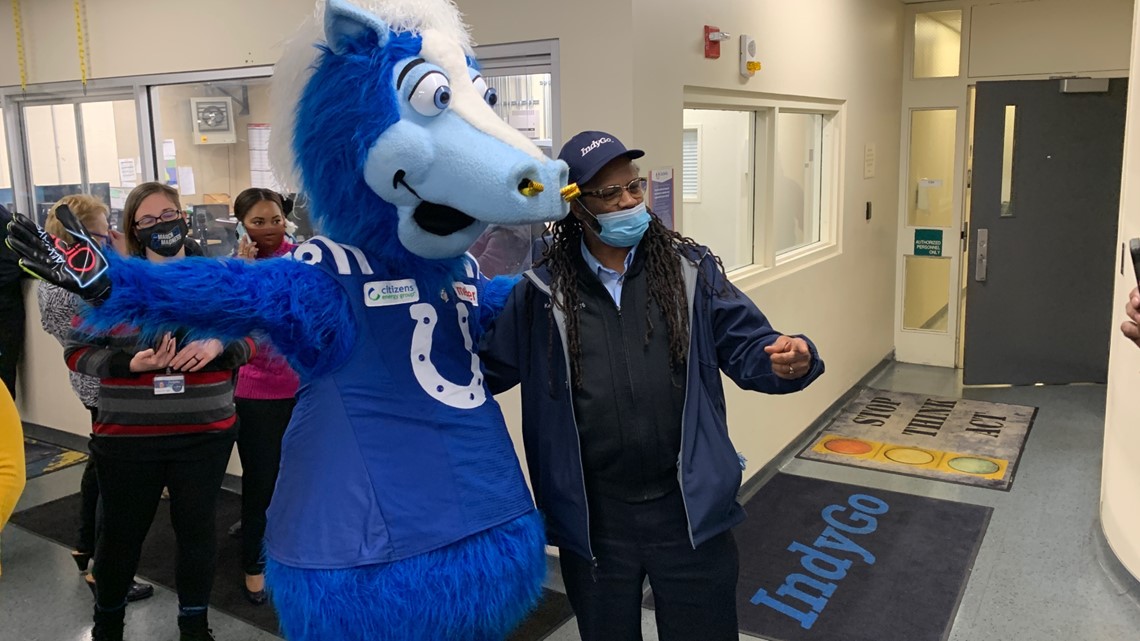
[92,450,230,611]
[77,407,99,554]
[235,397,295,575]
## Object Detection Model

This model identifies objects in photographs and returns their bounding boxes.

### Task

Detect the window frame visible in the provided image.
[683,88,844,288]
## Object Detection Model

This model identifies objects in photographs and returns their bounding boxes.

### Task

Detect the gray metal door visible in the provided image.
[964,79,1127,385]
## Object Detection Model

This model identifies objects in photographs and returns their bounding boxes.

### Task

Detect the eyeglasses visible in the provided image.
[580,178,647,205]
[136,209,181,230]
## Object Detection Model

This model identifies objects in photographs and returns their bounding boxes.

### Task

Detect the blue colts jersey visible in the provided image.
[264,237,535,569]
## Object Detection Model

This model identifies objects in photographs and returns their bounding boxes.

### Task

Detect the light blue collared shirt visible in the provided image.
[581,239,637,308]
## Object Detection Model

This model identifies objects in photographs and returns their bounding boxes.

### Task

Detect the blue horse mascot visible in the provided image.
[7,0,570,639]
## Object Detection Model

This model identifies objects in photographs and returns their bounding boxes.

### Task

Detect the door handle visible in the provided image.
[975,228,988,282]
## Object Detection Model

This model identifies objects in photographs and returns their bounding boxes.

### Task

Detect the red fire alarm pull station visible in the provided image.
[705,25,730,59]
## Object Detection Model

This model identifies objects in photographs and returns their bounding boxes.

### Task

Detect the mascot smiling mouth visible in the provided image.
[413,201,476,236]
[394,169,477,236]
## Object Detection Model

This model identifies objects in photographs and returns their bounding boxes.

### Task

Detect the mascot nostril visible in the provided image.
[519,178,544,197]
[27,0,570,639]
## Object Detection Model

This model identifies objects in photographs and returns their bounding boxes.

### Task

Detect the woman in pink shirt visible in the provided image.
[232,188,299,605]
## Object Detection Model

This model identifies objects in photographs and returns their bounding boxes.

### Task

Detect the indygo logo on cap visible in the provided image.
[580,137,614,157]
[364,279,420,307]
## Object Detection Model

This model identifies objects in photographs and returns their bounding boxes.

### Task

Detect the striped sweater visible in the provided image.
[65,327,254,458]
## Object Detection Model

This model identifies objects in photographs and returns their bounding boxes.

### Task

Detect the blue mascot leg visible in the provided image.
[265,510,546,641]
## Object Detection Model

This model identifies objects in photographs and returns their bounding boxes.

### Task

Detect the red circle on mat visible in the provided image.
[824,438,873,455]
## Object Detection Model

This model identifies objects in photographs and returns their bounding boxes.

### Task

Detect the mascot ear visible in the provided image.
[325,0,390,55]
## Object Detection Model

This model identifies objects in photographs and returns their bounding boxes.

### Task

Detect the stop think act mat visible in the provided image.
[796,388,1036,491]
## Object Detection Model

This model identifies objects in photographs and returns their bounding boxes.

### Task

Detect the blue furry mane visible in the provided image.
[295,29,464,285]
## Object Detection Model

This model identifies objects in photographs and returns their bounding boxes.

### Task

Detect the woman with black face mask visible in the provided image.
[229,188,299,605]
[69,182,252,641]
[124,183,203,259]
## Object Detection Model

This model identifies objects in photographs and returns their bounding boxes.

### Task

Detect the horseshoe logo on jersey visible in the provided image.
[408,302,486,409]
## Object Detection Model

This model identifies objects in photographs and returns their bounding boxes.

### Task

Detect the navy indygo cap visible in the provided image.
[558,131,645,187]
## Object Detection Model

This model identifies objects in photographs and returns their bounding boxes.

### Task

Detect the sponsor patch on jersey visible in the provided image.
[453,282,478,306]
[364,279,419,307]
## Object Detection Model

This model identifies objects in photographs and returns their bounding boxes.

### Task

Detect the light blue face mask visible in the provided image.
[589,201,650,248]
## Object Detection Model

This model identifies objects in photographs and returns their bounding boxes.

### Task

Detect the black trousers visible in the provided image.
[235,397,294,575]
[0,304,24,396]
[92,449,230,611]
[559,488,740,641]
[77,408,99,554]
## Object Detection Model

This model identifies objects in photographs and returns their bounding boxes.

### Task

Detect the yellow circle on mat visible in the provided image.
[824,438,874,455]
[947,456,1000,475]
[884,447,935,465]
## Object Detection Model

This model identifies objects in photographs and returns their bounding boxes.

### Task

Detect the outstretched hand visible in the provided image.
[5,207,112,305]
[765,335,813,380]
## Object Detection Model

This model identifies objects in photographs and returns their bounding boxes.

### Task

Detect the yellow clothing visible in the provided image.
[0,384,26,575]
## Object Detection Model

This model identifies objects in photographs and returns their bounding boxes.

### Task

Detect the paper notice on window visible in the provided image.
[176,167,196,196]
[118,158,137,188]
[248,124,282,191]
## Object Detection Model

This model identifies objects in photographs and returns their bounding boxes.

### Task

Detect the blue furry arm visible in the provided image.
[83,255,355,378]
[475,274,521,336]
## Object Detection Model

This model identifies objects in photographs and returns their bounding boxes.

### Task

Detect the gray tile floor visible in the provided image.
[1,362,1138,640]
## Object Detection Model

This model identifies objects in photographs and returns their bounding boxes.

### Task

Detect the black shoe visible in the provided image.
[126,580,154,602]
[72,550,93,572]
[178,612,216,641]
[242,585,267,606]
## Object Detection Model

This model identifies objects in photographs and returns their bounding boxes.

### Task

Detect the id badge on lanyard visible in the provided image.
[154,369,186,395]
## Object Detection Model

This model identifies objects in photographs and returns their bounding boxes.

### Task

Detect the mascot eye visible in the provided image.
[410,72,451,116]
[471,75,498,107]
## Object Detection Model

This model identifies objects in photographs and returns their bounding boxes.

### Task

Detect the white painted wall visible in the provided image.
[1102,0,1140,584]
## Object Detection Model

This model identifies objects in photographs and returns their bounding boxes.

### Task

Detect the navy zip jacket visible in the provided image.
[479,244,824,561]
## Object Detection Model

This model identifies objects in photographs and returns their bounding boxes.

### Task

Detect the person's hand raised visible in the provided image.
[765,335,813,380]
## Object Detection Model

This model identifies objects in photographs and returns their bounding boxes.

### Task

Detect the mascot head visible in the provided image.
[271,0,569,265]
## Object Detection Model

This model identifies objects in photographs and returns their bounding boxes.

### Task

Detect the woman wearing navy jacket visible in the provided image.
[480,131,824,641]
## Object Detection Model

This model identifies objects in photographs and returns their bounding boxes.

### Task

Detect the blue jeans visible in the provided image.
[559,487,740,641]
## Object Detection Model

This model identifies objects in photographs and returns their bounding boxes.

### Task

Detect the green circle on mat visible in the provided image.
[884,447,935,465]
[948,457,1000,475]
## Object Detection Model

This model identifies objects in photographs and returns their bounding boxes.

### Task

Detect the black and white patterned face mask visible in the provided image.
[138,219,188,257]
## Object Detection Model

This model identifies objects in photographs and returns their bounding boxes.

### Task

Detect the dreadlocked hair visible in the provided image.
[539,212,730,390]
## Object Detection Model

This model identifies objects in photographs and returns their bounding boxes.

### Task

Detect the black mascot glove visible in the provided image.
[5,207,112,305]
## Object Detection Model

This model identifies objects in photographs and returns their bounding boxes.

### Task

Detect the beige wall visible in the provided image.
[461,0,635,146]
[970,0,1132,78]
[0,0,312,86]
[1102,0,1140,583]
[629,0,904,476]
